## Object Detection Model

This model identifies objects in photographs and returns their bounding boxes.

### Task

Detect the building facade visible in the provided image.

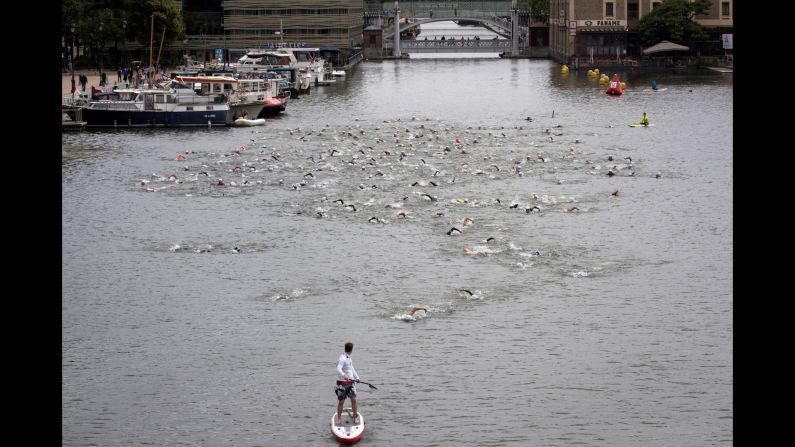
[549,0,733,63]
[223,1,364,50]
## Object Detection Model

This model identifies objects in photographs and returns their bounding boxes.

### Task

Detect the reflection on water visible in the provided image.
[62,50,732,446]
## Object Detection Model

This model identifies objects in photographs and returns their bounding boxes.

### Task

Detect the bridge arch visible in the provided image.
[384,17,512,40]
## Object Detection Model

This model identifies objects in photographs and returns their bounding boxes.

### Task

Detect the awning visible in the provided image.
[643,40,689,54]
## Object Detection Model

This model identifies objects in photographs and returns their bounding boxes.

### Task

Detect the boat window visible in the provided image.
[206,106,213,110]
[224,83,233,91]
[155,94,166,103]
[186,106,193,111]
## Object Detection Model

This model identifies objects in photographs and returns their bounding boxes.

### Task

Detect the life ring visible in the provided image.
[631,60,639,67]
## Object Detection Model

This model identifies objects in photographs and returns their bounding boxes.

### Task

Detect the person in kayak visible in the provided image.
[640,112,650,126]
[335,342,362,425]
[651,80,658,90]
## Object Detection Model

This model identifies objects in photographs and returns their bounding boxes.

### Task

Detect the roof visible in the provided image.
[175,76,237,83]
[643,40,689,54]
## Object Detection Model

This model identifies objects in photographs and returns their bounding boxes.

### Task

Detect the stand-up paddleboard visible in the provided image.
[628,123,655,127]
[642,88,668,92]
[331,408,364,444]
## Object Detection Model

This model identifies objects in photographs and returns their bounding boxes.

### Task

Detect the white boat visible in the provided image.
[173,76,269,123]
[65,85,230,128]
[234,117,266,126]
[330,408,364,444]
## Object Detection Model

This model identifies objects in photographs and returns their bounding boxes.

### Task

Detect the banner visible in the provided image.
[721,34,733,49]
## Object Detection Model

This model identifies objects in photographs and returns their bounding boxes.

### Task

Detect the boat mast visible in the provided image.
[149,14,154,85]
[155,26,166,81]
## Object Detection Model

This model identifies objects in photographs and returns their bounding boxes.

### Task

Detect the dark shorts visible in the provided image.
[334,383,357,401]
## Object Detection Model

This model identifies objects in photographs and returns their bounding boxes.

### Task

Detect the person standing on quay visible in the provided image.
[335,342,362,425]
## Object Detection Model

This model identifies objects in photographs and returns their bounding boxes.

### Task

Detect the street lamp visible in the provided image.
[122,18,127,67]
[70,24,76,85]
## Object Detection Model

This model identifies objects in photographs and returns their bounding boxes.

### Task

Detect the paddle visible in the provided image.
[341,380,378,390]
[357,381,378,390]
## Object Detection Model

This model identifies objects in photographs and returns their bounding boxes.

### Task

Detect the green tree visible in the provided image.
[522,0,550,23]
[638,0,711,47]
[64,0,185,50]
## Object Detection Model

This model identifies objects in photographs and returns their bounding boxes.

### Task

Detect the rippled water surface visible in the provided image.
[63,49,732,446]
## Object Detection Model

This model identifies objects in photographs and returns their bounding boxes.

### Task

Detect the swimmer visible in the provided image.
[462,217,475,227]
[526,206,541,213]
[485,237,496,243]
[612,190,619,196]
[566,206,580,213]
[216,179,225,186]
[447,227,462,236]
[456,288,474,296]
[408,307,428,317]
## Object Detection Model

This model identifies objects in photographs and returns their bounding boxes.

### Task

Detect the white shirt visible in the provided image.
[336,353,359,381]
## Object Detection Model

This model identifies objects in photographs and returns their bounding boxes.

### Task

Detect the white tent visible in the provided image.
[642,40,689,54]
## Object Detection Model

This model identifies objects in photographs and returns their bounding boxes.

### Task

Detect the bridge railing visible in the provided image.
[397,39,511,50]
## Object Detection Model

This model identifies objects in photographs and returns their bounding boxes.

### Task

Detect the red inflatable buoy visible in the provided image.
[605,74,623,96]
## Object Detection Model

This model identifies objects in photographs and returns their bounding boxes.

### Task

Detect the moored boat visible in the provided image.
[66,85,229,128]
[174,76,268,124]
[234,117,266,126]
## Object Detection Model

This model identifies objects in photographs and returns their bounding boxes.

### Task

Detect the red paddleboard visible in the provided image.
[331,408,365,444]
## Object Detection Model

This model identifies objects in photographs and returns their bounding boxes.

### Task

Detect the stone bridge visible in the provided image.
[383,16,513,40]
[374,1,527,55]
[387,37,512,53]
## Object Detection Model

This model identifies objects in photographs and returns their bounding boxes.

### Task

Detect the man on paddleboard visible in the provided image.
[640,112,650,126]
[335,342,362,424]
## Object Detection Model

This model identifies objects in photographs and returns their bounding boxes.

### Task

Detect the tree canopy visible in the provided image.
[62,0,185,49]
[638,0,712,47]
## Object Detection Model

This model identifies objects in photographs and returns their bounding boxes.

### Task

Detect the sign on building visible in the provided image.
[722,34,733,49]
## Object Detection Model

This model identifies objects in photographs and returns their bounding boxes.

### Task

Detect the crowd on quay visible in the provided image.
[68,64,168,96]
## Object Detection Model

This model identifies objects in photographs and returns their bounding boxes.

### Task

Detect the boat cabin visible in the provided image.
[175,75,238,96]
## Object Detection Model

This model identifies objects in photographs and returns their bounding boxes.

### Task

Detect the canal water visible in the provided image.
[62,30,733,446]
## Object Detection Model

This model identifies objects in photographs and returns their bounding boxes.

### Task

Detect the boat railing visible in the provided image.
[90,102,139,110]
[62,94,89,107]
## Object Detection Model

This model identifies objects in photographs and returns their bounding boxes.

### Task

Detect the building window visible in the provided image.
[628,2,639,19]
[721,2,730,16]
[605,2,614,17]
